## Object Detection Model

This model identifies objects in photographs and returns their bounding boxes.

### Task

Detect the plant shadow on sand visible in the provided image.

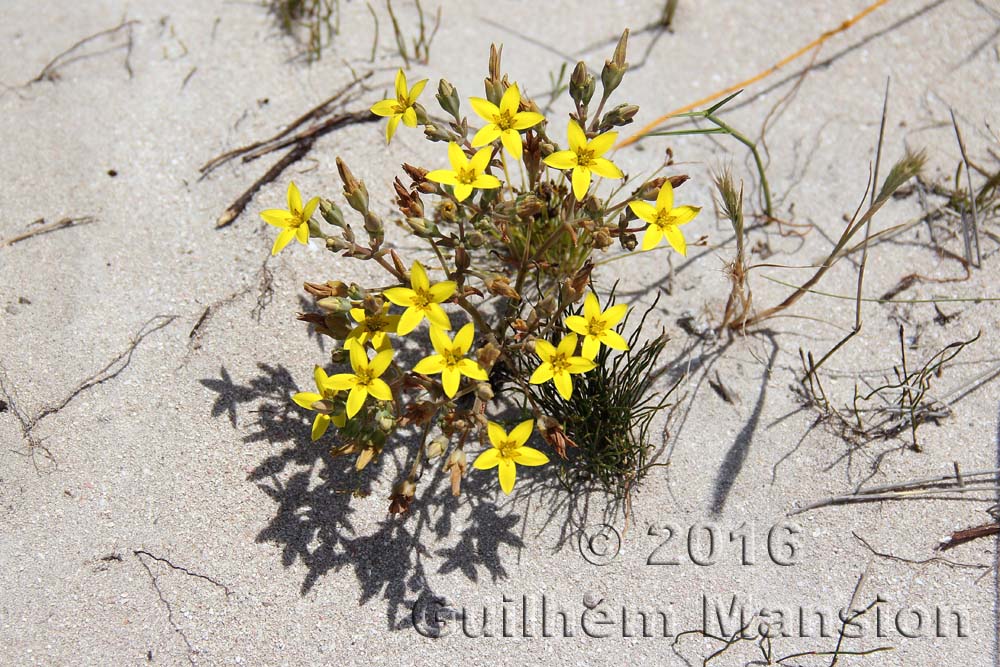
[199,363,622,631]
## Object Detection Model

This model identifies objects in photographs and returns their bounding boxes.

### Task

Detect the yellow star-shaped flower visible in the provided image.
[328,344,394,418]
[529,333,597,400]
[472,420,549,494]
[344,303,400,351]
[370,69,428,144]
[291,366,347,441]
[469,84,545,160]
[628,180,701,255]
[425,143,502,202]
[260,181,320,255]
[383,260,456,334]
[412,323,489,397]
[564,292,629,360]
[542,120,623,201]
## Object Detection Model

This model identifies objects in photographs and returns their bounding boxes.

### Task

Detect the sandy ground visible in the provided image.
[1,0,999,665]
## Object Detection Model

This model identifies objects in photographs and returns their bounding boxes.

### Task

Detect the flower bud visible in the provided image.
[516,194,544,219]
[317,296,353,314]
[466,230,486,248]
[599,103,639,132]
[347,283,367,300]
[600,29,629,96]
[377,409,396,433]
[436,79,461,121]
[475,382,494,401]
[455,246,470,272]
[570,61,595,106]
[304,280,349,298]
[331,347,348,363]
[426,436,448,459]
[424,122,454,143]
[337,158,369,213]
[319,199,346,227]
[486,275,520,300]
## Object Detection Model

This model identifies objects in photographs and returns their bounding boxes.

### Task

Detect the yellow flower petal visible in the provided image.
[302,196,320,221]
[671,205,701,226]
[260,209,295,227]
[457,359,488,380]
[370,99,397,117]
[589,157,623,179]
[292,391,323,410]
[472,174,502,189]
[426,169,459,186]
[498,459,516,494]
[428,280,458,303]
[327,373,357,391]
[413,354,445,374]
[425,302,452,330]
[557,333,579,357]
[656,181,674,211]
[271,228,296,255]
[571,166,591,200]
[567,120,587,152]
[469,97,500,123]
[486,421,508,449]
[369,348,394,377]
[441,367,460,397]
[428,325,451,355]
[367,378,393,402]
[499,84,520,116]
[472,124,502,147]
[402,106,418,128]
[629,200,658,224]
[311,414,331,441]
[394,69,407,100]
[346,385,367,417]
[386,113,401,143]
[295,223,309,244]
[333,412,347,428]
[454,183,473,201]
[530,363,553,384]
[469,146,493,174]
[407,78,428,105]
[383,286,415,307]
[512,111,544,131]
[553,372,573,400]
[410,261,430,291]
[513,445,549,466]
[313,365,330,390]
[397,306,423,335]
[349,342,369,372]
[641,224,663,251]
[453,322,475,353]
[601,329,629,351]
[568,357,597,373]
[583,292,600,319]
[604,303,628,326]
[509,419,534,447]
[533,339,556,361]
[472,448,500,470]
[663,225,687,256]
[287,181,303,214]
[500,130,523,160]
[447,142,468,170]
[586,131,617,157]
[564,315,588,336]
[543,150,578,170]
[581,336,599,360]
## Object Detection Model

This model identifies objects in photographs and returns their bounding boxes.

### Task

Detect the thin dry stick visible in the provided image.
[215,140,315,228]
[27,18,137,84]
[2,216,96,247]
[617,0,892,148]
[199,72,372,177]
